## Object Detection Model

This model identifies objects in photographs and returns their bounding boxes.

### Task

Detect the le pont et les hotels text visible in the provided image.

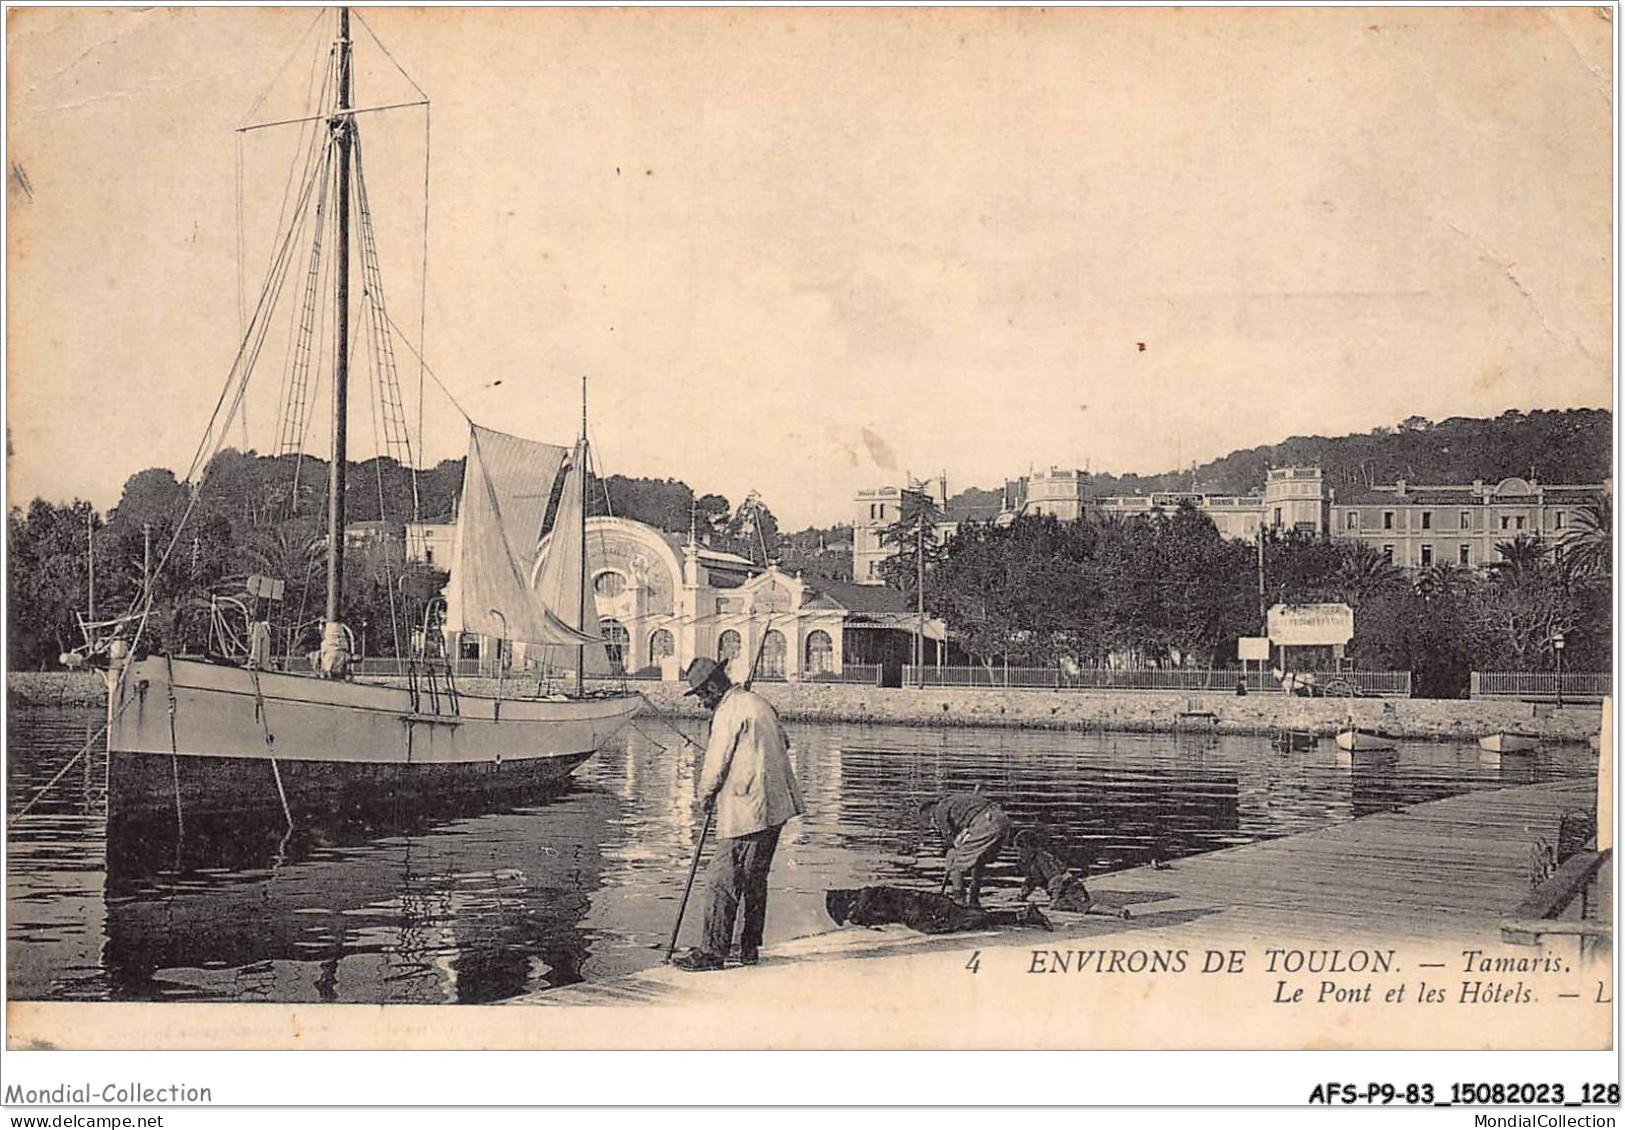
[1020,946,1605,1006]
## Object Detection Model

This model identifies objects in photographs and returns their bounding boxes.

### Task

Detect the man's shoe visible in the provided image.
[738,950,760,966]
[671,949,726,972]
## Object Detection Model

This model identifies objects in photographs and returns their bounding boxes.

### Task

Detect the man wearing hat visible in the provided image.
[672,655,805,972]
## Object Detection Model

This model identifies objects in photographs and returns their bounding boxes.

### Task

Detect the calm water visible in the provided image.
[6,705,1595,1004]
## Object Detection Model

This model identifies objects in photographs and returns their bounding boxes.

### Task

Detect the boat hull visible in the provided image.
[1334,729,1396,752]
[106,656,640,820]
[1478,732,1538,754]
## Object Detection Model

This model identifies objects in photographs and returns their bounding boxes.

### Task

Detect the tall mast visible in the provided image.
[576,376,588,696]
[324,7,354,637]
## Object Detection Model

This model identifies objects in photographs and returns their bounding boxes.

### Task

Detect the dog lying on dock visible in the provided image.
[1013,829,1130,919]
[825,886,1052,934]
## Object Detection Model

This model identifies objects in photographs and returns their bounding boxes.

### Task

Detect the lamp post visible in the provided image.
[1552,632,1565,709]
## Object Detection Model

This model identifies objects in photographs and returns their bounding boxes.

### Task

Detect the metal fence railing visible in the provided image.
[825,664,883,685]
[893,666,1415,697]
[1324,671,1413,698]
[1471,671,1612,702]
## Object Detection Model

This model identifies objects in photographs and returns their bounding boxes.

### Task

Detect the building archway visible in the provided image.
[759,630,787,680]
[805,630,833,676]
[649,628,674,663]
[600,617,629,673]
[718,629,742,663]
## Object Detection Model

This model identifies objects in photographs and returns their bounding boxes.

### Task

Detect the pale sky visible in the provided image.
[6,6,1614,529]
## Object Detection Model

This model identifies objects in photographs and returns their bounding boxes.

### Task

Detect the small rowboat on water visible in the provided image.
[1478,732,1539,754]
[1334,728,1396,752]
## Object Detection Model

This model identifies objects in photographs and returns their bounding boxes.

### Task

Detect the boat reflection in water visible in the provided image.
[102,785,614,1004]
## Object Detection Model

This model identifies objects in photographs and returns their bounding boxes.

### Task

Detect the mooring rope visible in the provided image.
[635,693,705,752]
[165,655,184,839]
[248,667,294,831]
[9,692,138,823]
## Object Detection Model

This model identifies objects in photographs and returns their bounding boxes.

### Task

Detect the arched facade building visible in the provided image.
[482,516,942,682]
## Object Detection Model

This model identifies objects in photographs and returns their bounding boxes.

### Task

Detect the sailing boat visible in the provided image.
[98,10,640,822]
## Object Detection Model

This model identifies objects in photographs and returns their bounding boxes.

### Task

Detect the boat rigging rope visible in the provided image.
[351,10,429,100]
[634,694,704,752]
[247,667,294,831]
[8,693,139,823]
[165,655,184,839]
[380,308,472,425]
[118,124,334,678]
[341,11,436,540]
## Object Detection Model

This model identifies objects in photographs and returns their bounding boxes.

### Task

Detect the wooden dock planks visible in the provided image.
[1096,779,1599,938]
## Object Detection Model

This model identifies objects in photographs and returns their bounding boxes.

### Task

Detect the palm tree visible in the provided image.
[237,516,322,580]
[1330,542,1405,607]
[1492,533,1547,575]
[1559,495,1611,585]
[1412,562,1468,603]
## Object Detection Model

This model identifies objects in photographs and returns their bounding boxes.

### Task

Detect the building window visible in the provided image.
[1555,512,1565,530]
[1460,510,1471,530]
[717,629,742,663]
[1421,511,1432,530]
[594,571,627,598]
[759,630,787,680]
[1459,544,1470,566]
[867,560,878,578]
[805,630,834,676]
[1382,545,1394,564]
[1273,507,1282,527]
[1383,512,1394,530]
[1420,545,1433,567]
[1515,516,1526,531]
[424,547,435,565]
[599,617,629,674]
[1345,512,1359,531]
[1500,515,1511,531]
[649,628,674,661]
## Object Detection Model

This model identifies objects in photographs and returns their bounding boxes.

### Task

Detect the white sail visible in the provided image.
[445,424,597,647]
[532,439,611,670]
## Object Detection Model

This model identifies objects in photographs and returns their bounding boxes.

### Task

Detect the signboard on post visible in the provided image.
[1238,636,1270,661]
[1267,603,1353,647]
[246,574,286,602]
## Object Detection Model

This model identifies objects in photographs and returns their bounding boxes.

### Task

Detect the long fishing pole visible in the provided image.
[666,813,712,962]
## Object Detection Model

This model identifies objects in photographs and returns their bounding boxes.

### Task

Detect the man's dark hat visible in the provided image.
[682,656,727,696]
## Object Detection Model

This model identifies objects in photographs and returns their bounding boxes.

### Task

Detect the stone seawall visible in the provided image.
[8,671,1605,743]
[627,679,1604,744]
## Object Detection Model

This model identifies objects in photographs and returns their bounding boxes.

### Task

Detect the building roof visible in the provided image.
[1334,489,1482,507]
[946,502,1004,521]
[800,578,913,614]
[1333,484,1601,507]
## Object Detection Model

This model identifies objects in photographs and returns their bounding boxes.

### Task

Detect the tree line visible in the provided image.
[878,493,1611,697]
[7,448,794,669]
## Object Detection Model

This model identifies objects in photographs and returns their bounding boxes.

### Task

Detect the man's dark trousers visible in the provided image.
[702,825,783,959]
